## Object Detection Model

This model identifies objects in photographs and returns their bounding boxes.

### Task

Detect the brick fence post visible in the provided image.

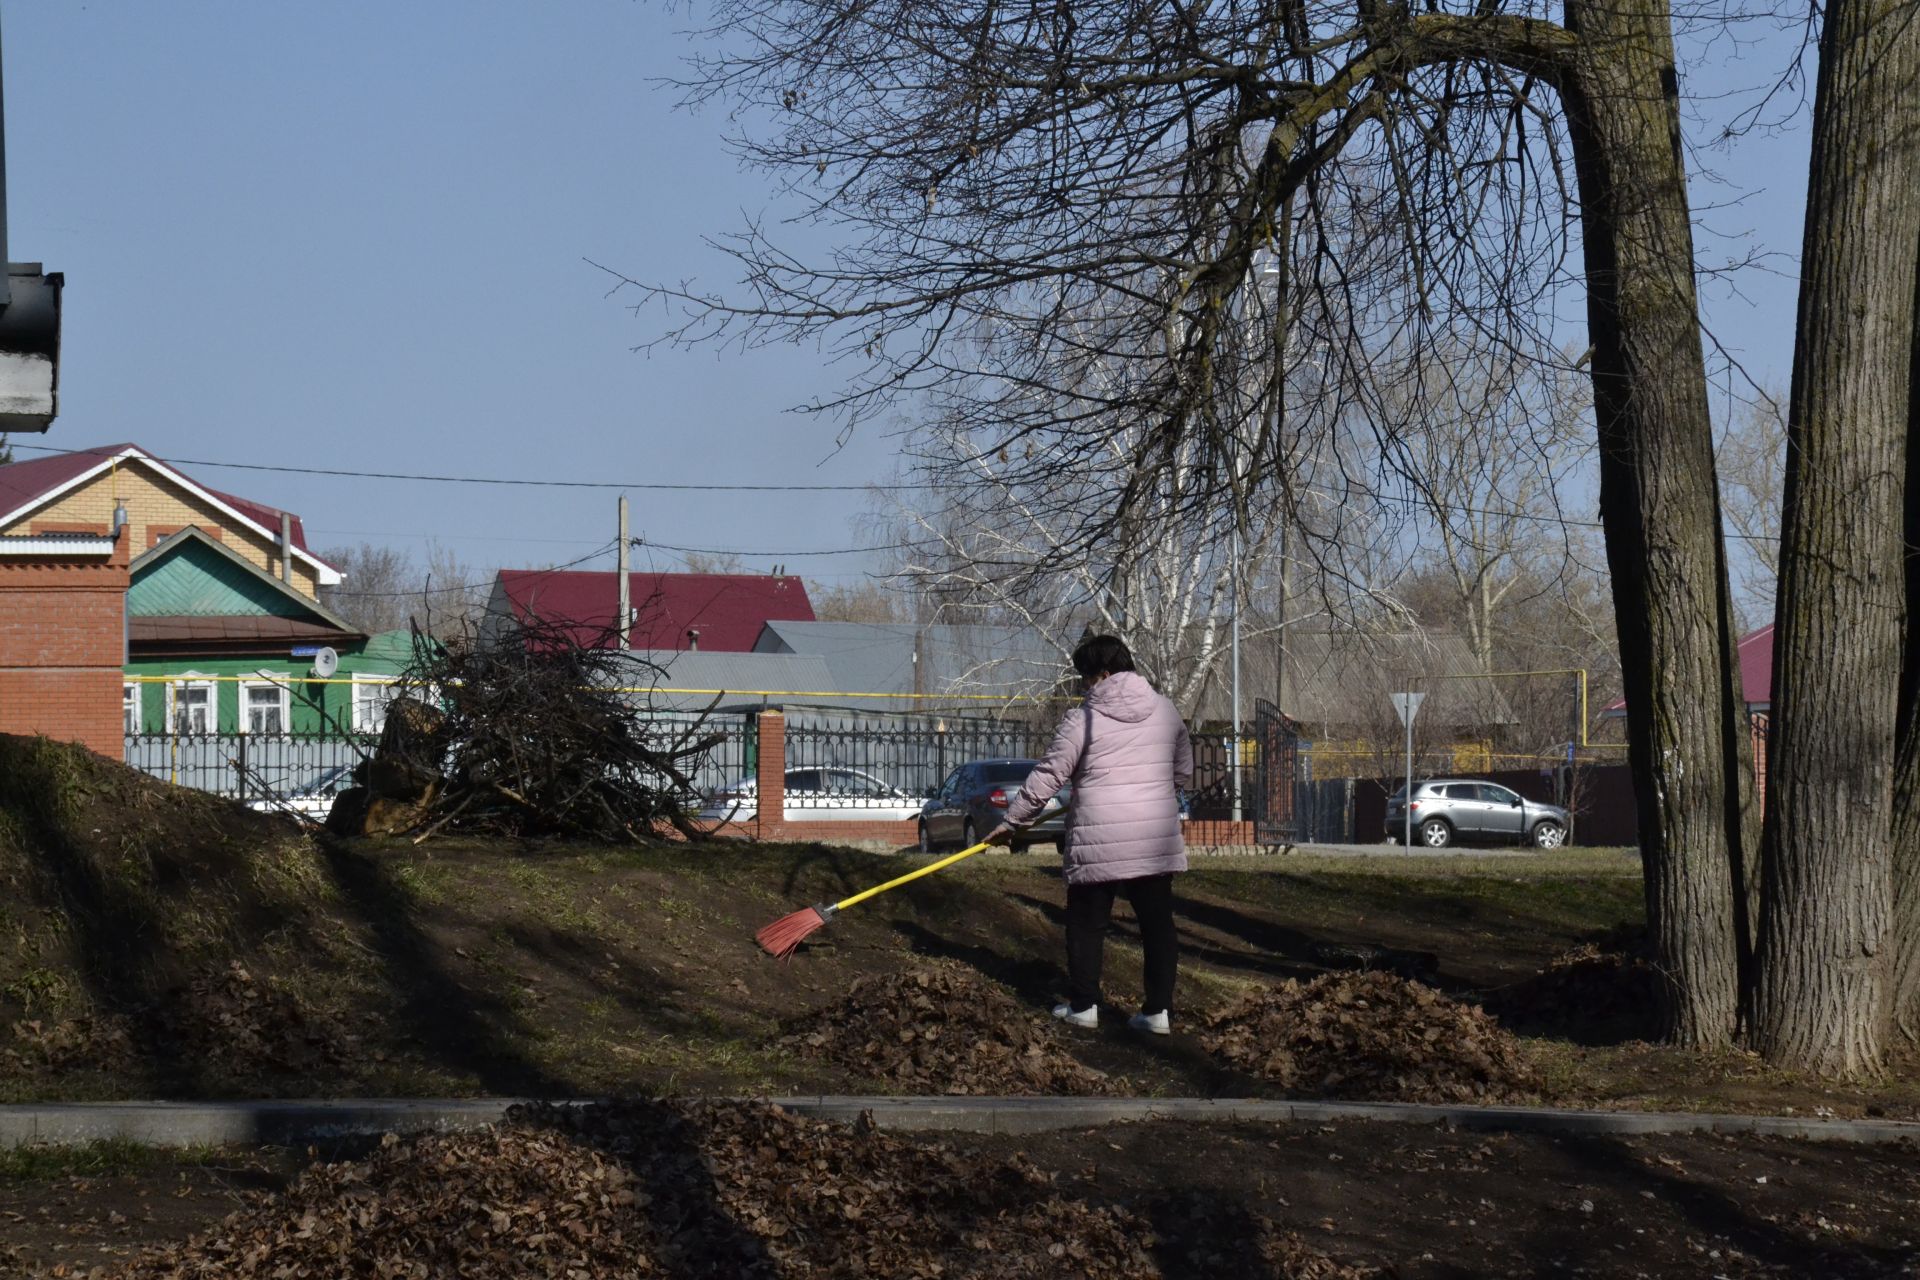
[755,710,786,838]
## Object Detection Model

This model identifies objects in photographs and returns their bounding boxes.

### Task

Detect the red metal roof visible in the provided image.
[1600,624,1773,714]
[0,443,314,554]
[495,570,816,651]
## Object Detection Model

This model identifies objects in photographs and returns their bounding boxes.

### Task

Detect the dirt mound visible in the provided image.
[0,735,374,1094]
[1199,971,1539,1104]
[1483,944,1661,1044]
[779,964,1120,1095]
[111,1099,1368,1279]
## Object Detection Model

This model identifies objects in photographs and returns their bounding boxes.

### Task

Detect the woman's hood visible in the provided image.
[1085,670,1161,723]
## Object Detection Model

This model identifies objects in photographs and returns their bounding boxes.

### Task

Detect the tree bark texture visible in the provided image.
[1559,0,1748,1047]
[1754,0,1920,1076]
[1883,229,1920,1046]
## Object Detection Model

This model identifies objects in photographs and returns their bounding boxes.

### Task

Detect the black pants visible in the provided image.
[1065,874,1178,1015]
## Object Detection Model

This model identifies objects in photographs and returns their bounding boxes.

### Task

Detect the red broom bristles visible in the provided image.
[755,905,830,960]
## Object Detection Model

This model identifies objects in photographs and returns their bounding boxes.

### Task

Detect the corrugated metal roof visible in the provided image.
[490,570,815,651]
[605,650,854,712]
[754,621,1067,698]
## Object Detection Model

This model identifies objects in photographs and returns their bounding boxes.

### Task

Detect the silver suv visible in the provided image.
[1385,779,1569,849]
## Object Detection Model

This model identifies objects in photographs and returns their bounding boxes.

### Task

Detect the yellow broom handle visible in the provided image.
[830,806,1071,913]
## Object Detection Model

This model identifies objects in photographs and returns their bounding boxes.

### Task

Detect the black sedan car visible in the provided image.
[919,758,1071,853]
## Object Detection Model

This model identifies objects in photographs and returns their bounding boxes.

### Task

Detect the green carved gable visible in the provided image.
[128,536,324,620]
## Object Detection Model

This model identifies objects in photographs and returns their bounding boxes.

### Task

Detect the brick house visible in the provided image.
[0,444,413,751]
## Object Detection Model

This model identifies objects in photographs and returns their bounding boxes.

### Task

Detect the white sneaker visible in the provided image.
[1128,1011,1171,1035]
[1051,1002,1098,1029]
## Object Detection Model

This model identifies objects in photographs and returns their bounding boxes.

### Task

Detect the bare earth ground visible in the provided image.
[3,738,1919,1276]
[2,1122,1916,1278]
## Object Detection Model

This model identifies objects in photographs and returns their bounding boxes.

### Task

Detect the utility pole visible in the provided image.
[616,495,630,649]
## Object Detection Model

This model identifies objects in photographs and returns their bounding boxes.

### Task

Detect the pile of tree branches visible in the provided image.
[331,615,721,843]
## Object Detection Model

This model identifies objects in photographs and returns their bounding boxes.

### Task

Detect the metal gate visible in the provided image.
[1252,698,1299,844]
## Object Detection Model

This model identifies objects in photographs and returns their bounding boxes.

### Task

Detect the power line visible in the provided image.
[323,540,617,597]
[4,441,1775,546]
[633,537,910,559]
[4,441,927,493]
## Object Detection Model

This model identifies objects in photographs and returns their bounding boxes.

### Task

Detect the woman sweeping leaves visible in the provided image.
[989,634,1193,1034]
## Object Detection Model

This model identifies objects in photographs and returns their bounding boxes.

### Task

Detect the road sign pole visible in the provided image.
[1390,692,1425,856]
[1404,707,1413,855]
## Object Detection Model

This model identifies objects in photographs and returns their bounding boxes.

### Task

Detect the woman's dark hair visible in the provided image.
[1072,634,1136,680]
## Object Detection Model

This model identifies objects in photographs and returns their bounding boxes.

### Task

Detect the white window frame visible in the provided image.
[123,682,143,735]
[352,676,401,734]
[165,674,216,736]
[239,673,292,736]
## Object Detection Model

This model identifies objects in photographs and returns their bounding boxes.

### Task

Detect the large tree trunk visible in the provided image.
[1752,0,1920,1076]
[1559,0,1749,1047]
[1883,232,1920,1047]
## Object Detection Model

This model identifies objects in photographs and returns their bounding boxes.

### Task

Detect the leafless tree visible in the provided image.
[808,577,911,623]
[1715,389,1786,626]
[624,0,1920,1068]
[318,541,493,641]
[318,543,423,635]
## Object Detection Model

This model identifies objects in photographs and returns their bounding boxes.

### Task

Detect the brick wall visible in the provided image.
[0,535,131,756]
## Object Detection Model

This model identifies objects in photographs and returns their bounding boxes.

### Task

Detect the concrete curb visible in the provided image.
[3,1096,1916,1149]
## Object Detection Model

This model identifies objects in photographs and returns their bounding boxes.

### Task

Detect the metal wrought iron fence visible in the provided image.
[782,717,1051,807]
[633,713,755,803]
[128,716,758,810]
[124,733,376,803]
[1187,731,1258,821]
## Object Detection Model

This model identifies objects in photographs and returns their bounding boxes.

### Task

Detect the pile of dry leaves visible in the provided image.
[1483,943,1661,1044]
[778,964,1118,1095]
[111,1099,1369,1279]
[1199,971,1539,1103]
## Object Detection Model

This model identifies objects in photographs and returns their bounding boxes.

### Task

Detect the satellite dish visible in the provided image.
[310,647,340,679]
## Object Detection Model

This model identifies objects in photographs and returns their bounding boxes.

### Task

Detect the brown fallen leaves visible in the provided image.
[109,1099,1370,1279]
[779,964,1120,1096]
[1199,972,1540,1104]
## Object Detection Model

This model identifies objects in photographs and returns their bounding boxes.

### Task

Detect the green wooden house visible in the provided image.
[122,527,418,737]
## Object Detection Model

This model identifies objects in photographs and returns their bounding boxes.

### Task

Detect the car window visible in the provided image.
[1433,784,1467,799]
[981,763,1034,784]
[785,770,823,793]
[831,770,889,797]
[936,768,964,799]
[1483,784,1519,805]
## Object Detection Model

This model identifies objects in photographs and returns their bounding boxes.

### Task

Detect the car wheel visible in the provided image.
[918,821,933,854]
[964,819,980,850]
[1531,819,1566,849]
[1010,839,1030,854]
[1418,818,1453,849]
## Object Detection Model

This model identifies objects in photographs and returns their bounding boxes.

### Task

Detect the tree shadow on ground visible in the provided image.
[1139,1191,1334,1280]
[1546,1133,1910,1278]
[891,919,1266,1096]
[1008,891,1327,985]
[314,835,569,1097]
[517,1099,777,1275]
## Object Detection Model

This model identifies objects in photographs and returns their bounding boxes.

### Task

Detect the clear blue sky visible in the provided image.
[3,3,1810,590]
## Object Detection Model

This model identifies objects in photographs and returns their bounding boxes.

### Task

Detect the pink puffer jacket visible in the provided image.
[1005,671,1193,885]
